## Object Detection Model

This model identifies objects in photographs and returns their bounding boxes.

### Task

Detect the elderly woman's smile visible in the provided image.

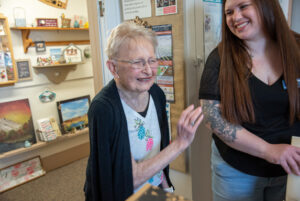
[114,38,158,94]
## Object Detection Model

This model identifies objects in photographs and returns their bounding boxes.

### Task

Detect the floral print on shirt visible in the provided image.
[134,118,154,151]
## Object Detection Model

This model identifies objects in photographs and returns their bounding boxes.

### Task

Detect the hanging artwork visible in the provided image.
[0,99,36,154]
[38,0,68,9]
[57,95,90,134]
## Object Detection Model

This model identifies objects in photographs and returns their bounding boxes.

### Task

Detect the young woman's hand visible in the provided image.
[265,144,300,176]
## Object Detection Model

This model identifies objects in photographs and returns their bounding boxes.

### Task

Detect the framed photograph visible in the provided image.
[16,59,32,81]
[35,41,46,52]
[56,95,90,134]
[0,99,36,154]
[36,18,58,27]
[63,44,83,63]
[0,156,46,193]
[279,0,293,26]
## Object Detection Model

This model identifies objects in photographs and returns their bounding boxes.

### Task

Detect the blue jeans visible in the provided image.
[211,141,287,201]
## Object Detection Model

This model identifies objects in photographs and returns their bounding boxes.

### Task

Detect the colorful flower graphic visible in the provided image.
[11,169,19,177]
[148,177,154,183]
[146,138,153,151]
[134,118,153,152]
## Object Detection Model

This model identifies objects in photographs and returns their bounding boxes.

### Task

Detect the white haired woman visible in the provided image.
[84,22,203,201]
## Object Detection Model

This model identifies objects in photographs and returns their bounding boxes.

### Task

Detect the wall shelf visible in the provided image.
[10,27,90,53]
[0,128,88,160]
[33,62,84,84]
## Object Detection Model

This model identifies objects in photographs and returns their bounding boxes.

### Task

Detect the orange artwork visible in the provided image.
[0,99,36,154]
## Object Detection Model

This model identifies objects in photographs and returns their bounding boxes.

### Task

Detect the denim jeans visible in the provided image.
[211,141,287,201]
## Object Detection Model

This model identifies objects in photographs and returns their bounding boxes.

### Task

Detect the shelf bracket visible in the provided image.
[21,29,33,53]
[33,65,77,84]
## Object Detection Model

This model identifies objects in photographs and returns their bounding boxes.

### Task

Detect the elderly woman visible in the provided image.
[84,22,203,201]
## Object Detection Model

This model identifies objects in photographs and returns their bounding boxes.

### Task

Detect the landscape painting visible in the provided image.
[57,95,90,134]
[0,99,36,154]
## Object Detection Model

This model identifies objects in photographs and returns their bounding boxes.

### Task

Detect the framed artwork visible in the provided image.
[15,59,32,81]
[63,44,83,63]
[0,156,45,193]
[279,0,293,26]
[36,18,58,27]
[0,99,36,154]
[56,95,90,134]
[35,41,46,52]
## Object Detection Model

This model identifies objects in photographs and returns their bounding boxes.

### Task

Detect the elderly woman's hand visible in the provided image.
[175,105,203,150]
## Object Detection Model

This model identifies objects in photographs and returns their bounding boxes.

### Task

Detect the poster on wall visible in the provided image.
[0,99,36,154]
[203,0,222,61]
[155,0,177,16]
[122,0,152,20]
[152,24,175,102]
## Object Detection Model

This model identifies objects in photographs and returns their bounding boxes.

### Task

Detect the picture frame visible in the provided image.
[36,18,58,27]
[62,44,83,63]
[0,156,46,193]
[0,99,36,154]
[35,41,46,52]
[15,59,32,81]
[56,95,90,134]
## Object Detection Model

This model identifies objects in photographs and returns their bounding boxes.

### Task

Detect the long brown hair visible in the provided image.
[219,0,300,124]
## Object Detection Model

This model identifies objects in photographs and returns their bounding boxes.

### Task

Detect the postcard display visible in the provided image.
[152,24,175,102]
[0,14,17,84]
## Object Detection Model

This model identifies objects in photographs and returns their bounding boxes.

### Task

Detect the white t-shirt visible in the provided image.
[121,95,163,192]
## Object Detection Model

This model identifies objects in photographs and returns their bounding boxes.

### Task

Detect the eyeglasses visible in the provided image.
[114,58,158,70]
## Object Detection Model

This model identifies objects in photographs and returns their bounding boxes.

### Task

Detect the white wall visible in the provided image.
[291,0,300,33]
[0,0,94,167]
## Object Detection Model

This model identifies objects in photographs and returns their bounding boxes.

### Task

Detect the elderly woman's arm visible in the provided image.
[200,99,300,176]
[131,105,203,189]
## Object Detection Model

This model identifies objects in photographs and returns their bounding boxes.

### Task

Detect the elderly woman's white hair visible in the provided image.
[105,22,158,59]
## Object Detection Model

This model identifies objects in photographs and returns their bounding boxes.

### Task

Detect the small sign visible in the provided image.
[16,59,32,81]
[63,44,82,63]
[35,41,46,52]
[36,18,58,27]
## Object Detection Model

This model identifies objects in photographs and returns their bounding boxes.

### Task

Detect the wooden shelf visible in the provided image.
[10,27,90,53]
[32,62,85,68]
[33,62,84,84]
[0,80,17,86]
[0,128,89,159]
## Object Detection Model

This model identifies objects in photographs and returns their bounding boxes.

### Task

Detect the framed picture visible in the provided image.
[16,59,32,81]
[36,18,58,27]
[56,95,90,134]
[63,44,82,63]
[279,0,293,26]
[0,156,46,193]
[35,41,46,52]
[0,99,36,154]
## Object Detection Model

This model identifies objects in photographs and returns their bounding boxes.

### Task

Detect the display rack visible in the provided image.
[10,27,90,53]
[0,13,17,86]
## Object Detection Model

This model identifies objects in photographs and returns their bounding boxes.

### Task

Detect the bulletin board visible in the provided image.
[144,0,187,172]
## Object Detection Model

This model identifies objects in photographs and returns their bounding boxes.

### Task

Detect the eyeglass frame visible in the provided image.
[113,58,159,70]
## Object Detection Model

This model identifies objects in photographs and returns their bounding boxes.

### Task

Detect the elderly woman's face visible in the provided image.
[114,38,157,94]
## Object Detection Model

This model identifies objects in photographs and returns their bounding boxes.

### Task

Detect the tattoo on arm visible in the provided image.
[201,100,242,143]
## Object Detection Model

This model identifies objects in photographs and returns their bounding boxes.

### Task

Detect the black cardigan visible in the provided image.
[84,80,173,201]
